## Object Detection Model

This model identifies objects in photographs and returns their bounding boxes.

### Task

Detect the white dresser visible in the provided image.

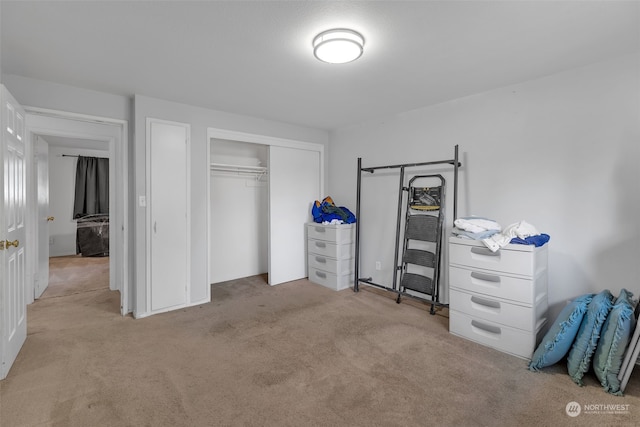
[306,223,354,291]
[448,236,548,360]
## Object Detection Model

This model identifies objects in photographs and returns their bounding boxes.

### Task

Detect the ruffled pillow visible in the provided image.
[593,289,636,395]
[567,290,614,385]
[529,293,594,371]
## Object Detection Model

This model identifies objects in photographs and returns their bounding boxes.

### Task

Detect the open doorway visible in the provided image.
[26,108,129,315]
[37,135,112,303]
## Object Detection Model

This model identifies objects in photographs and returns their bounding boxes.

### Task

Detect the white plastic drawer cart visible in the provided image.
[306,223,355,291]
[448,236,549,360]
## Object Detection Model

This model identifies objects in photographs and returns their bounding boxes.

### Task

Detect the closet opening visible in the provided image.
[209,138,269,286]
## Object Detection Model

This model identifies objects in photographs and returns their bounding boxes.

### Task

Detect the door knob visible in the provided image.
[0,241,4,250]
[5,240,19,248]
[47,216,55,222]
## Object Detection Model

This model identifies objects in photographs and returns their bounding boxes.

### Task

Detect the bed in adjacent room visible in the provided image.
[76,214,109,257]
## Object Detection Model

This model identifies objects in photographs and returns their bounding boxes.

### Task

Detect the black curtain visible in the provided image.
[73,156,109,218]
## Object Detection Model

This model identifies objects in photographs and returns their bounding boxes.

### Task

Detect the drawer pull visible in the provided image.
[315,271,327,279]
[314,226,326,233]
[314,241,326,248]
[471,295,501,309]
[315,256,327,264]
[470,271,501,283]
[470,247,500,257]
[471,320,501,335]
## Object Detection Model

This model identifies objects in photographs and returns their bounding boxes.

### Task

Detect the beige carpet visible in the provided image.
[1,260,639,427]
[45,255,110,298]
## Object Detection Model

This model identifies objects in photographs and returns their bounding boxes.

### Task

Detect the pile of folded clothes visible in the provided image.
[452,216,550,252]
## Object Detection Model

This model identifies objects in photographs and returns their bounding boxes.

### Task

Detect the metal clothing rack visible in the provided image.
[353,145,461,313]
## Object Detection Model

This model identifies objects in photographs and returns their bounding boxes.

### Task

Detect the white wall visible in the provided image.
[0,1,3,84]
[328,53,640,320]
[48,144,110,256]
[209,139,268,283]
[134,94,328,317]
[2,75,130,121]
[0,2,3,84]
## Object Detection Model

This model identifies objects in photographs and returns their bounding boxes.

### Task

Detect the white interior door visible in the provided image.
[268,146,320,285]
[1,85,27,379]
[148,119,189,313]
[34,136,50,299]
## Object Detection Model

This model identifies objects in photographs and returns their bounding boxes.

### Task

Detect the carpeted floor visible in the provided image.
[1,258,639,426]
[45,255,110,299]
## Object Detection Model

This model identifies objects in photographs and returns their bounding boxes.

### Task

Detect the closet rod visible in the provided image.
[210,162,267,172]
[210,163,268,181]
[61,154,108,159]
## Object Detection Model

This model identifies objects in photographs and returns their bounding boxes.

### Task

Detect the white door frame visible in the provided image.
[33,135,49,300]
[206,127,324,288]
[24,107,130,314]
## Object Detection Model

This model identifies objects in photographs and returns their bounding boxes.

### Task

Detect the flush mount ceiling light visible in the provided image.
[313,28,364,64]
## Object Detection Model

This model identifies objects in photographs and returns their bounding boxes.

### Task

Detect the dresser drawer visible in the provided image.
[449,310,537,360]
[308,266,352,291]
[308,239,353,260]
[307,223,354,244]
[308,254,353,275]
[449,240,546,277]
[449,288,543,332]
[449,265,541,304]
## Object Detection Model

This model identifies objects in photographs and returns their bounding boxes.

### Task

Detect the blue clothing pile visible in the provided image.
[510,234,550,247]
[312,197,356,224]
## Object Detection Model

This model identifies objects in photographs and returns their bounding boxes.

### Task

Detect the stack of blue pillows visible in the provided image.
[528,289,637,395]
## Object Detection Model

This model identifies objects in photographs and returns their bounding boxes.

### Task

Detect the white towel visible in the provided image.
[322,219,344,225]
[482,220,540,252]
[453,217,501,234]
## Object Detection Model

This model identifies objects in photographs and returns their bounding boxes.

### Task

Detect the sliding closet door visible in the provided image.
[268,146,320,285]
[147,119,190,313]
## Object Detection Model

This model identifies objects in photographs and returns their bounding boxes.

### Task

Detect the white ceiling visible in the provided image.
[2,1,638,131]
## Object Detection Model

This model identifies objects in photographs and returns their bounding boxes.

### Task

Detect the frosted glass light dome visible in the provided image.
[313,29,364,64]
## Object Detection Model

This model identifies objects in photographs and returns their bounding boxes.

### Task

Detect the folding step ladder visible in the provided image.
[396,174,446,314]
